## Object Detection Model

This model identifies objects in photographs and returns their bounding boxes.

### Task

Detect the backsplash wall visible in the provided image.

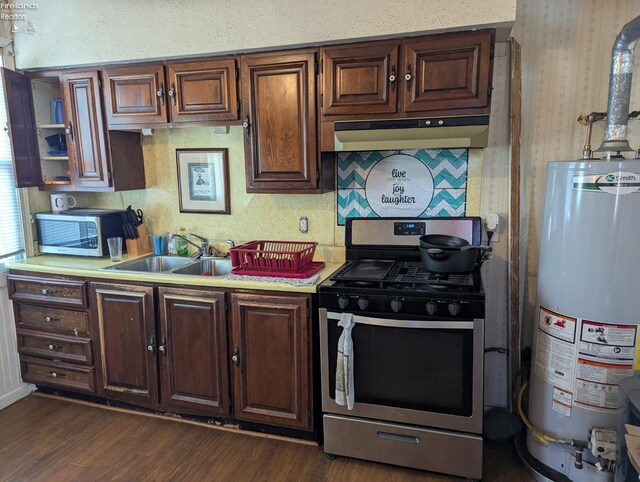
[27,128,483,260]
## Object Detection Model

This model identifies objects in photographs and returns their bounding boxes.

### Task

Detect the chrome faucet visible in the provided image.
[171,233,208,260]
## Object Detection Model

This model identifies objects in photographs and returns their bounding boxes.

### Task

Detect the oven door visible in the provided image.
[320,308,483,434]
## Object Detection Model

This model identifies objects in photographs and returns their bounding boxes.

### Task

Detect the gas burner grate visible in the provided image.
[386,262,473,286]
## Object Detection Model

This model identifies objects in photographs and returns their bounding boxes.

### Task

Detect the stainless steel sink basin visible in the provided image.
[172,258,232,277]
[106,255,194,272]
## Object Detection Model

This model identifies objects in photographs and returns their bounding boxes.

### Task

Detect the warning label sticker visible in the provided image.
[574,357,634,411]
[579,320,636,361]
[552,386,573,417]
[535,307,577,391]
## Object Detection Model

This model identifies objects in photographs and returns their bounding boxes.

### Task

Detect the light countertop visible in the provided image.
[6,255,343,294]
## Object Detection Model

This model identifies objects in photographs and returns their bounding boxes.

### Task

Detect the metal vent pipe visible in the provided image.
[597,15,640,154]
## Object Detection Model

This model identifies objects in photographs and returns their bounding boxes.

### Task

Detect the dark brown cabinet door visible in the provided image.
[230,292,311,430]
[402,30,494,113]
[1,68,41,188]
[321,41,399,116]
[91,283,158,407]
[102,65,167,126]
[240,50,318,193]
[61,71,110,189]
[167,59,238,124]
[158,287,229,417]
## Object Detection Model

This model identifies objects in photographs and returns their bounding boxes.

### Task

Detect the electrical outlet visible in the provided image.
[299,216,308,233]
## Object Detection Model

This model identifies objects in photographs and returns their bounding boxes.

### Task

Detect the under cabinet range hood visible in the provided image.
[333,115,490,151]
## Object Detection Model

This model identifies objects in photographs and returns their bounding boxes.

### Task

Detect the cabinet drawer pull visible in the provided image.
[47,371,65,378]
[232,346,240,366]
[43,315,60,322]
[377,431,420,444]
[46,343,62,351]
[157,83,165,106]
[168,84,176,105]
[40,288,56,296]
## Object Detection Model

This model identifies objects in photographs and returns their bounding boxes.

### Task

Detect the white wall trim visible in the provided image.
[0,384,35,411]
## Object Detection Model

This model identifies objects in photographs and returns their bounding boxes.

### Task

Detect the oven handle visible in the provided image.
[325,311,473,329]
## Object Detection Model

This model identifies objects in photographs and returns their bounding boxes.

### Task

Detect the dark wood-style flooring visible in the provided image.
[0,395,532,481]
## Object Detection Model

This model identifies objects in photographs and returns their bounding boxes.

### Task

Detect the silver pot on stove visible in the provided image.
[419,234,491,273]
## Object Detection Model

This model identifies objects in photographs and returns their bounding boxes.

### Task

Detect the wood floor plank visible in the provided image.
[0,395,532,481]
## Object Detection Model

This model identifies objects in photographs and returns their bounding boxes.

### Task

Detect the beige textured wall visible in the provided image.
[12,0,515,69]
[512,0,640,344]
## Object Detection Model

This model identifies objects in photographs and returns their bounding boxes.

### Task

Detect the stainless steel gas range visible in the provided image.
[318,217,485,480]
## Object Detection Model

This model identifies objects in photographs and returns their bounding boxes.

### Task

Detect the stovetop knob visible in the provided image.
[357,297,369,310]
[448,301,461,316]
[338,295,350,310]
[390,298,403,313]
[426,301,438,315]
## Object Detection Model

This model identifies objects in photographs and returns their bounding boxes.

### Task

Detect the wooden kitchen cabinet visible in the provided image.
[240,50,319,193]
[402,30,494,113]
[91,282,159,407]
[2,68,41,188]
[158,287,230,417]
[321,40,399,116]
[166,58,239,124]
[102,64,168,126]
[230,292,312,430]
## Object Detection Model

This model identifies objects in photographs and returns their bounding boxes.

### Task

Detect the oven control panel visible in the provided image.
[393,222,426,236]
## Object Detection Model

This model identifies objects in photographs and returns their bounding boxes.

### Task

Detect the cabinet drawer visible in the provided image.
[9,274,87,308]
[21,356,95,394]
[15,303,89,335]
[18,330,92,365]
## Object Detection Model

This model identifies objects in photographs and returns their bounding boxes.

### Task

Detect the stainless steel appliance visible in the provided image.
[36,208,126,257]
[319,217,485,480]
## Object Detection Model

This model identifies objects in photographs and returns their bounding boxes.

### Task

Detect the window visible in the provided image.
[0,57,25,266]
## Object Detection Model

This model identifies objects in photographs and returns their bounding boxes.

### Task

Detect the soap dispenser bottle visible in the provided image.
[176,227,189,257]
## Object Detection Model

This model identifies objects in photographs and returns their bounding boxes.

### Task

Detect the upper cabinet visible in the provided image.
[102,64,168,126]
[103,60,240,128]
[320,29,495,119]
[321,40,399,116]
[166,59,238,124]
[240,50,318,193]
[402,30,494,113]
[2,68,144,192]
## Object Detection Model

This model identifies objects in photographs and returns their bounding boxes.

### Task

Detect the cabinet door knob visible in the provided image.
[242,118,250,132]
[158,337,167,354]
[168,84,176,105]
[389,66,397,91]
[157,83,165,106]
[147,335,156,354]
[65,122,74,141]
[405,64,413,92]
[232,346,240,366]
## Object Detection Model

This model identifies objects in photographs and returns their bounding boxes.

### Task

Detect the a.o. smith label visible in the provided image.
[573,172,640,194]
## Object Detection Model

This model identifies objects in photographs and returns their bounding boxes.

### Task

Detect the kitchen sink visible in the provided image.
[106,255,194,272]
[172,258,232,277]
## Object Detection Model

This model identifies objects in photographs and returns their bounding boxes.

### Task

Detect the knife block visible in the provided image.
[125,224,152,257]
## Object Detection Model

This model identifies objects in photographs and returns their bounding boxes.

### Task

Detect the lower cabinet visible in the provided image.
[12,272,314,433]
[230,292,311,430]
[91,282,159,407]
[158,287,229,416]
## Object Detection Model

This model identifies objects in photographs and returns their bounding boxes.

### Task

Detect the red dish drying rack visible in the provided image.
[229,240,325,278]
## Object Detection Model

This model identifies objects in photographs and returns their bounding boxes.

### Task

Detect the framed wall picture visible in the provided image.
[176,148,230,214]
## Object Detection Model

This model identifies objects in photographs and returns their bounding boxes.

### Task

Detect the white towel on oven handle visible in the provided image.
[335,312,355,410]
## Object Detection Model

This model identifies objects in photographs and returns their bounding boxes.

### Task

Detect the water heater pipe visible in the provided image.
[598,15,640,154]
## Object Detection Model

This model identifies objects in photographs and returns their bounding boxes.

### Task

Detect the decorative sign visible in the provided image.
[365,155,434,217]
[176,149,230,214]
[337,149,468,225]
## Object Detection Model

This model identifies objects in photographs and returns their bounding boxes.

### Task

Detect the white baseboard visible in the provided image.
[0,383,35,411]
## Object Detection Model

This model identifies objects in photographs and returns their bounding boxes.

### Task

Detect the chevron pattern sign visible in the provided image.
[337,149,468,225]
